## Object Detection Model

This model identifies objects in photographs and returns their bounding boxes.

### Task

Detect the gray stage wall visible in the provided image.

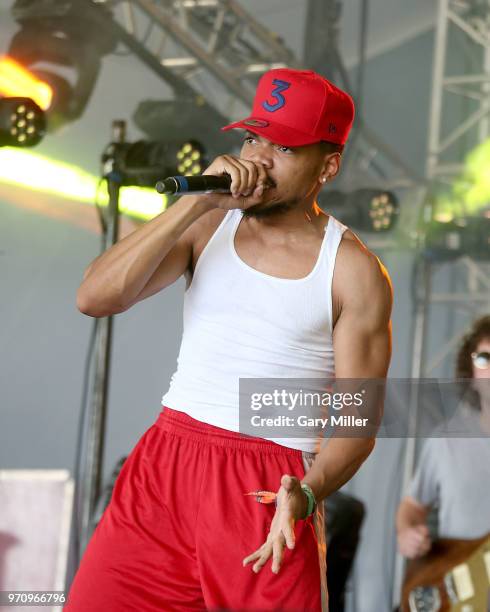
[0,14,482,612]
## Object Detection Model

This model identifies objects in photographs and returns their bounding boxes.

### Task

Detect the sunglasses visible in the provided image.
[471,351,490,369]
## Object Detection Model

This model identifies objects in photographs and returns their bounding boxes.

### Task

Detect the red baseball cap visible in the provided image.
[221,68,355,147]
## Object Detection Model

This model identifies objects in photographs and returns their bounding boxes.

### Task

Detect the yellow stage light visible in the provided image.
[0,56,53,111]
[0,148,167,221]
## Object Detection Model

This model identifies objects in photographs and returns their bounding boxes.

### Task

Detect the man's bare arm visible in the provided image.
[77,154,271,318]
[76,195,213,318]
[302,240,393,502]
[396,496,432,558]
[396,496,430,531]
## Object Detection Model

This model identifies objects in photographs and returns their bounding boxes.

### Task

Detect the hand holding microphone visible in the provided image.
[155,155,272,211]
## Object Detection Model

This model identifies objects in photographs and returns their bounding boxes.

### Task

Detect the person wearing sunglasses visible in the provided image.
[396,315,490,559]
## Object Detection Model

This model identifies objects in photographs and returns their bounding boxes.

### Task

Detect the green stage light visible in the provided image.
[0,148,167,221]
[423,216,490,262]
[431,138,490,222]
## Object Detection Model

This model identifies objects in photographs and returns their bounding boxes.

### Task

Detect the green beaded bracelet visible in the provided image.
[300,483,317,518]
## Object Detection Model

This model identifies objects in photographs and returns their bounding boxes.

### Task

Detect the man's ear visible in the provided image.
[321,153,341,183]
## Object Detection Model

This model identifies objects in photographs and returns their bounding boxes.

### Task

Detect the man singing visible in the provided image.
[67,68,393,612]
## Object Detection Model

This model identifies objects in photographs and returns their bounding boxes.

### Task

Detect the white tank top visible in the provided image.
[161,208,348,452]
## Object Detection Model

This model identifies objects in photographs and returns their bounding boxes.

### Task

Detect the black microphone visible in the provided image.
[155,174,231,195]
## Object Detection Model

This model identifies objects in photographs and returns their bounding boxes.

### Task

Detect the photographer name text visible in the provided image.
[250,415,369,428]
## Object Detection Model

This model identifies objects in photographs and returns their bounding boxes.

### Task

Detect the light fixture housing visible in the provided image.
[0,96,46,147]
[319,188,400,233]
[8,0,117,130]
[423,216,490,262]
[133,98,241,159]
[101,139,208,189]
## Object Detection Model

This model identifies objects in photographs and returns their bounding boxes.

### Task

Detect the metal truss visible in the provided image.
[412,257,490,378]
[104,0,300,119]
[101,0,422,187]
[392,3,490,604]
[418,0,490,432]
[419,0,490,407]
[393,0,490,576]
[427,0,490,183]
[304,0,423,190]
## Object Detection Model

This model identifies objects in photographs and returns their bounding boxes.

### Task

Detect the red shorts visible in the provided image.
[65,407,327,612]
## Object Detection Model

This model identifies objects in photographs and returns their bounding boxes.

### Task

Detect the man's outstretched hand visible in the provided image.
[242,474,309,575]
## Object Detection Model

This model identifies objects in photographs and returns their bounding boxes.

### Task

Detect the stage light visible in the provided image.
[0,56,53,111]
[319,188,400,233]
[133,98,241,159]
[0,97,46,147]
[102,139,208,188]
[423,216,490,262]
[0,148,167,221]
[176,140,205,175]
[7,0,117,130]
[430,138,490,223]
[366,191,398,232]
[420,136,490,259]
[460,137,490,205]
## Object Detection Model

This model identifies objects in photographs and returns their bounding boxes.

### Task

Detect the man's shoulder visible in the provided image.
[336,228,380,271]
[333,228,393,305]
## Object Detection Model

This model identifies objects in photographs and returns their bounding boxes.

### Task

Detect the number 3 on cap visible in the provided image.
[262,79,291,112]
